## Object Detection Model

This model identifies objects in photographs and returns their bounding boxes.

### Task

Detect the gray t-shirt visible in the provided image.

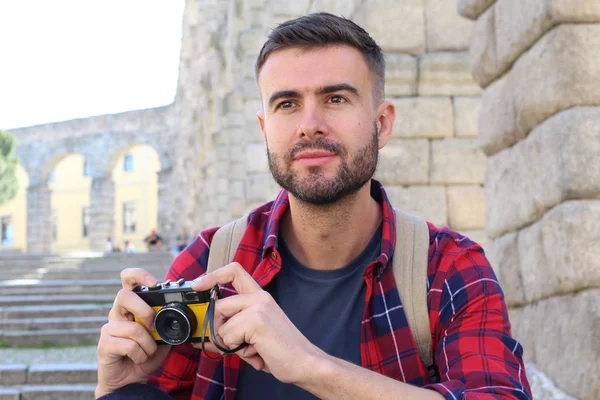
[236,225,382,399]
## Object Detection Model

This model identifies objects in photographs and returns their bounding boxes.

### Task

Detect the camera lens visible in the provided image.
[154,302,198,345]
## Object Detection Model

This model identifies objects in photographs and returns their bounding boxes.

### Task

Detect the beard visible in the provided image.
[267,124,379,205]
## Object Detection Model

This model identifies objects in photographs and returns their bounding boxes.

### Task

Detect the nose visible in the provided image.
[298,102,326,138]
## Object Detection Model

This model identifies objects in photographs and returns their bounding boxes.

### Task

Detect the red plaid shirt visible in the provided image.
[149,180,531,399]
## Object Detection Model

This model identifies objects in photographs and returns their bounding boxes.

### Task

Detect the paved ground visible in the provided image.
[0,346,97,365]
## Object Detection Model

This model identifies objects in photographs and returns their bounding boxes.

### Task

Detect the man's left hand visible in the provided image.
[191,263,325,385]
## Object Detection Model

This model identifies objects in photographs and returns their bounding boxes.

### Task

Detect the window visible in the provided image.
[1,216,13,246]
[124,153,134,172]
[82,207,90,238]
[83,160,92,177]
[123,202,136,234]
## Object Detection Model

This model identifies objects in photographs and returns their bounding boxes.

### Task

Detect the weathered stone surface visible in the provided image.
[354,0,426,54]
[0,364,27,385]
[485,107,600,238]
[460,230,489,247]
[511,24,600,139]
[453,97,480,138]
[425,0,473,51]
[308,0,363,17]
[457,0,495,20]
[245,172,280,203]
[27,364,98,384]
[0,388,19,400]
[245,143,268,173]
[510,290,600,400]
[385,54,418,97]
[472,0,600,87]
[518,200,600,303]
[430,139,485,184]
[392,98,453,139]
[270,0,311,16]
[478,75,520,156]
[384,185,447,227]
[485,231,525,307]
[525,363,578,400]
[376,140,429,185]
[469,6,504,88]
[447,185,485,230]
[419,52,482,96]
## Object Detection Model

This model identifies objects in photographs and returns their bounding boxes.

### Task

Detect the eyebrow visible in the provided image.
[267,83,360,108]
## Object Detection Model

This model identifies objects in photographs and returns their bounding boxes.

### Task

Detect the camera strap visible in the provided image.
[200,286,249,358]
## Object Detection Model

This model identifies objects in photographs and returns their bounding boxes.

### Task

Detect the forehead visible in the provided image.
[257,45,373,96]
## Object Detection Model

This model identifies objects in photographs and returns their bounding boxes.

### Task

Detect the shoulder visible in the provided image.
[164,201,277,281]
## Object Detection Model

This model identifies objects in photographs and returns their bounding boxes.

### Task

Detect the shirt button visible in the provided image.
[271,252,277,260]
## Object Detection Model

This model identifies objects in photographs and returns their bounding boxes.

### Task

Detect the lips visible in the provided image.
[293,150,336,160]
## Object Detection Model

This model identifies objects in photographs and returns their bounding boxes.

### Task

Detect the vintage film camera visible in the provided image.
[133,278,211,345]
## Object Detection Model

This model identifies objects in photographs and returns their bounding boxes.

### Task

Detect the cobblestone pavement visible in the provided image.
[0,346,97,365]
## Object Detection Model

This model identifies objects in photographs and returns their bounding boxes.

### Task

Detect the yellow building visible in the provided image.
[0,145,159,253]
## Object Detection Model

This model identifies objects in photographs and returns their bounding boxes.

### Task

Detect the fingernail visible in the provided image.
[192,274,206,285]
[145,275,158,287]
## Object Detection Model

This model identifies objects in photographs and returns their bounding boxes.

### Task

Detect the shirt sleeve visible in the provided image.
[147,227,219,398]
[425,232,532,400]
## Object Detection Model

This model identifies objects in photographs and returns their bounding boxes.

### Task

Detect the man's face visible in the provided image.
[257,45,387,205]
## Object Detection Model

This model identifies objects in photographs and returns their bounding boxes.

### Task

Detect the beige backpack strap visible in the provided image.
[392,208,432,368]
[206,215,249,274]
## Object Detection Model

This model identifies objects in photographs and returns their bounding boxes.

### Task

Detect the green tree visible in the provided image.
[0,130,19,205]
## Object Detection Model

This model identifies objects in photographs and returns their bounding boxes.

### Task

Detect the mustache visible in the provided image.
[286,138,345,161]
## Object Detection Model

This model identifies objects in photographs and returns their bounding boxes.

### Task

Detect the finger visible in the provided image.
[213,290,274,320]
[241,354,266,372]
[98,331,152,365]
[191,262,261,294]
[100,320,159,358]
[109,289,156,329]
[191,341,222,356]
[120,268,159,290]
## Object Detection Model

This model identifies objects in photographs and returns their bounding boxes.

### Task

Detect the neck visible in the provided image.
[280,182,382,271]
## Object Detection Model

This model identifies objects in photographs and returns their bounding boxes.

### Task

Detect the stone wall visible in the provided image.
[174,0,488,248]
[459,1,600,399]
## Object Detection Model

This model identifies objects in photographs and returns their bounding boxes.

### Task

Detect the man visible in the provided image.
[96,13,531,400]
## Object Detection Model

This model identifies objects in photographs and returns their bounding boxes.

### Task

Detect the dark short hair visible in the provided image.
[255,12,385,102]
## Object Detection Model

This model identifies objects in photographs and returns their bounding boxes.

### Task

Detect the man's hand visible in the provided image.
[95,268,171,399]
[191,263,325,385]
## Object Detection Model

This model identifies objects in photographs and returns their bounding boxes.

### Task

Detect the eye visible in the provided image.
[277,101,295,110]
[328,95,346,104]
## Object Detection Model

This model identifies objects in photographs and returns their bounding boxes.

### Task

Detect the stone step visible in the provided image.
[0,279,121,296]
[0,316,107,331]
[0,304,112,319]
[16,266,169,281]
[0,364,97,385]
[1,384,96,400]
[1,328,100,347]
[0,294,115,307]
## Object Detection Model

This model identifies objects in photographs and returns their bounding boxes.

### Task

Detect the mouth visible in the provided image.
[293,150,337,166]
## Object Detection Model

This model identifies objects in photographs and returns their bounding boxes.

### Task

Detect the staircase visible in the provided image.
[0,252,174,399]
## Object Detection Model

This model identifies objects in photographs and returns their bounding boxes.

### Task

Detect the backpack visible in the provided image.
[206,208,434,375]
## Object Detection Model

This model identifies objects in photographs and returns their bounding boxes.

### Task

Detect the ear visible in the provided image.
[257,111,267,143]
[375,100,395,149]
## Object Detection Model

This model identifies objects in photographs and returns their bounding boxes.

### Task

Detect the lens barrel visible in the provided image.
[154,302,198,345]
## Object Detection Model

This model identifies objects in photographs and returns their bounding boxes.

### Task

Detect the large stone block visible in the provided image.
[418,52,482,96]
[391,97,453,139]
[460,230,489,247]
[354,0,425,55]
[474,1,600,88]
[469,6,504,88]
[511,24,600,139]
[375,140,429,185]
[447,185,485,230]
[485,231,525,307]
[384,185,447,227]
[270,0,311,16]
[0,364,27,385]
[453,97,480,138]
[485,107,600,238]
[430,139,485,184]
[518,200,600,303]
[457,0,495,20]
[525,363,578,400]
[510,290,600,400]
[478,76,520,156]
[385,54,418,97]
[308,0,363,17]
[425,0,473,51]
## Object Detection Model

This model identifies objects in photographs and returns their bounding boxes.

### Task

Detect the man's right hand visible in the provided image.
[95,268,171,399]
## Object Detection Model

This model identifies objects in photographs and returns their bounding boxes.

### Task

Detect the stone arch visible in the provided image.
[0,164,30,252]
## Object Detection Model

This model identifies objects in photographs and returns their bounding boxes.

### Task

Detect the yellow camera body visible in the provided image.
[133,278,212,345]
